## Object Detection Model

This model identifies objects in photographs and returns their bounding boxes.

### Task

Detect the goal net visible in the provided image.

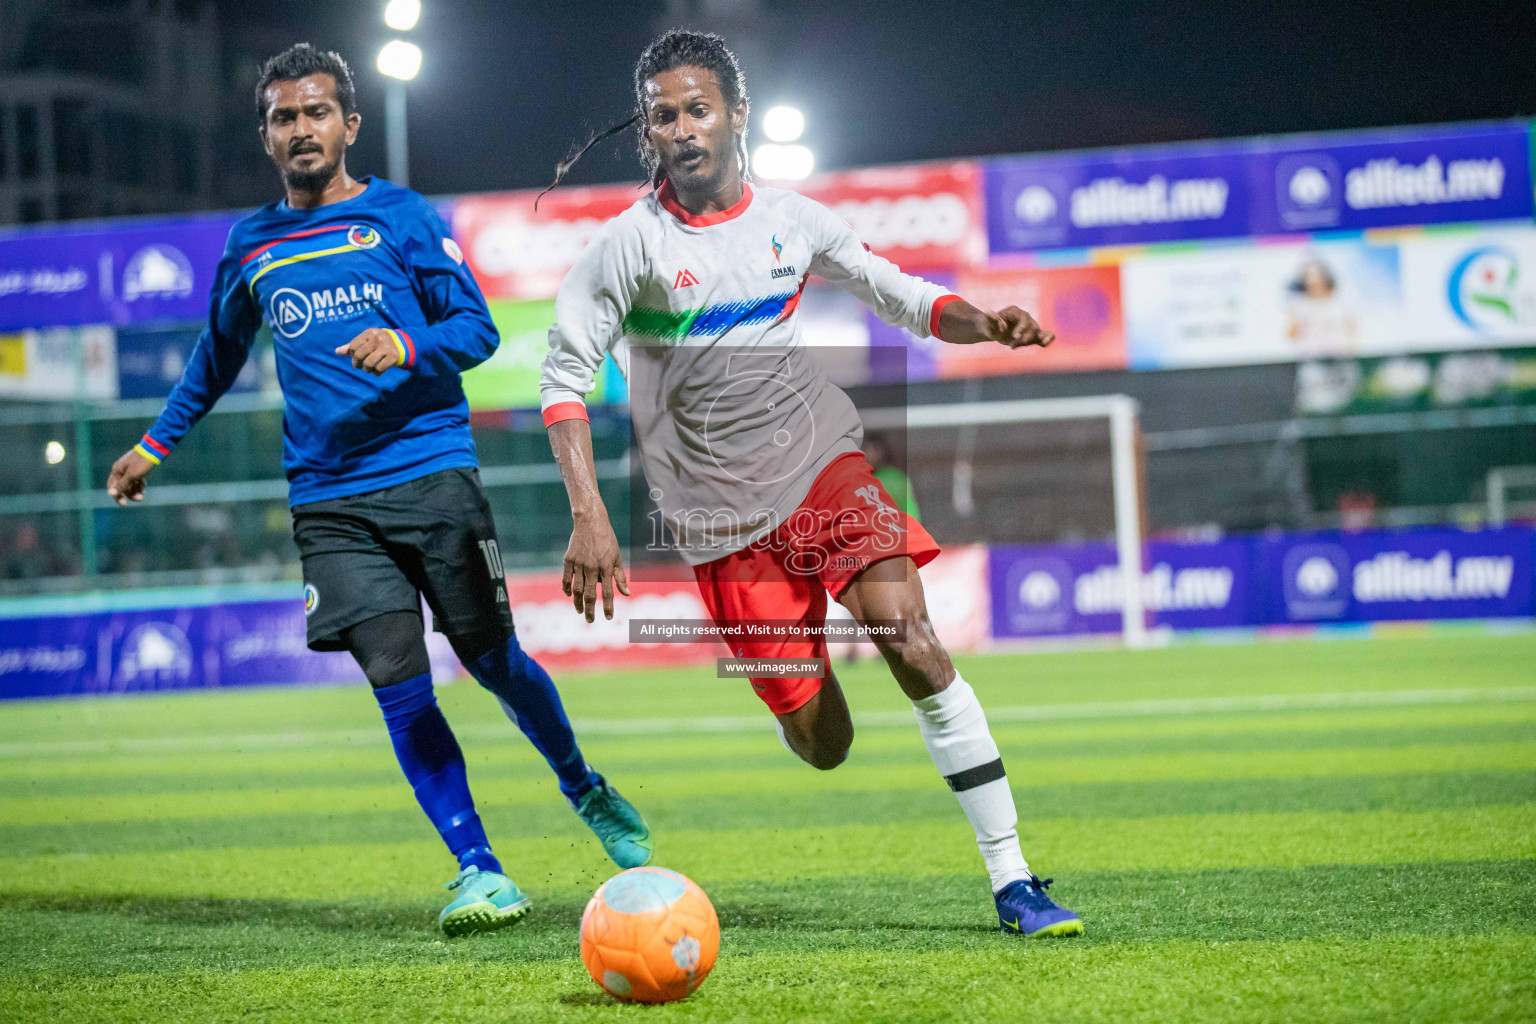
[858,395,1149,647]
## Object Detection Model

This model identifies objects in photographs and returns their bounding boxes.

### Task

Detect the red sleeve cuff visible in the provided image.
[542,401,590,427]
[929,294,962,341]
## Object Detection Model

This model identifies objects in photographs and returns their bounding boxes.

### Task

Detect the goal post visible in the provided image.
[859,395,1149,648]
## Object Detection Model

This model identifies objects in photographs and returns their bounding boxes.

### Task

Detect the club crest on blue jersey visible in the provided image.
[304,583,320,616]
[347,225,382,249]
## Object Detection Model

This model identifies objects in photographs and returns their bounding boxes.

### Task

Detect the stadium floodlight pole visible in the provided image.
[377,39,422,187]
[385,81,409,187]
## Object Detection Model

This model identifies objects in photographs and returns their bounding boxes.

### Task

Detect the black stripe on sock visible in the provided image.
[944,757,1006,793]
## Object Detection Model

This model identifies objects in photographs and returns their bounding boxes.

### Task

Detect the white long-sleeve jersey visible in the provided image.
[541,182,954,565]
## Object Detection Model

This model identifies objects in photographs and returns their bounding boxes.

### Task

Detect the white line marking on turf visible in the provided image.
[3,686,1535,759]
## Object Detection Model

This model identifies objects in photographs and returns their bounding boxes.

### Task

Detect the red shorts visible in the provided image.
[692,452,941,715]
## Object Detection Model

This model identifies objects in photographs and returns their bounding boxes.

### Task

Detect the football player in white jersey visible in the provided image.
[538,29,1081,938]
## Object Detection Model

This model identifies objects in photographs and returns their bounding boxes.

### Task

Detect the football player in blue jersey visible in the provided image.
[104,44,651,937]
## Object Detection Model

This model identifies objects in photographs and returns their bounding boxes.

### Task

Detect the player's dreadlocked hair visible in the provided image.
[255,43,357,124]
[536,29,750,208]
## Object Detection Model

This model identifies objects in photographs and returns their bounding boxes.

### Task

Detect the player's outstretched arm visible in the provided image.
[106,236,260,508]
[800,196,1053,352]
[937,298,1055,350]
[548,417,630,622]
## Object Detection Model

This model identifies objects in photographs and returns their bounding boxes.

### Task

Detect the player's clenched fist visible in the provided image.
[335,328,407,375]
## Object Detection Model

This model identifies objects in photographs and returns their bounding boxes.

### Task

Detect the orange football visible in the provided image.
[580,866,720,1004]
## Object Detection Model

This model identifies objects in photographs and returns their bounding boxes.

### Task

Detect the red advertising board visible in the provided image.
[453,161,986,302]
[500,544,990,675]
[795,161,986,272]
[935,264,1127,377]
[453,185,642,305]
[504,569,724,673]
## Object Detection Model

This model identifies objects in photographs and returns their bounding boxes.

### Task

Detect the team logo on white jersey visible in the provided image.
[346,225,382,249]
[674,269,700,289]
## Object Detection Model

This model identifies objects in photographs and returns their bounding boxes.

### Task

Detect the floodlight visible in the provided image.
[384,0,421,31]
[762,105,805,143]
[377,40,423,82]
[753,143,815,180]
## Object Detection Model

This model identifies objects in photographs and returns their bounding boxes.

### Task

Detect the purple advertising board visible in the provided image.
[985,121,1535,255]
[0,591,461,700]
[1251,123,1534,235]
[985,145,1253,253]
[0,195,459,334]
[0,213,241,332]
[1255,527,1534,625]
[989,539,1254,639]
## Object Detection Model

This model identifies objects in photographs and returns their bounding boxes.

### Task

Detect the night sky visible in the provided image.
[213,0,1536,207]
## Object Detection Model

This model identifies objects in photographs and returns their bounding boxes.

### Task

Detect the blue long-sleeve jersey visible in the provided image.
[138,177,499,505]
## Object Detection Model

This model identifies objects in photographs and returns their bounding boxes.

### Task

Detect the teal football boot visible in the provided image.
[438,866,531,938]
[575,779,654,868]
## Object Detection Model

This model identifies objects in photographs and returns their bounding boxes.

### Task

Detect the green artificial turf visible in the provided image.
[1,631,1534,1022]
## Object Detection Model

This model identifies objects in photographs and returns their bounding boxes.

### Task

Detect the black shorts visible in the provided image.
[292,467,514,651]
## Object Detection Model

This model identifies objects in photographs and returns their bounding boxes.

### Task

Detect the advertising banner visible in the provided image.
[1398,224,1536,343]
[1125,225,1536,369]
[1122,236,1407,367]
[115,323,268,400]
[1256,527,1534,624]
[460,298,632,411]
[0,325,118,400]
[985,122,1534,255]
[0,598,359,700]
[461,299,559,410]
[989,540,1252,639]
[453,185,640,305]
[454,161,986,304]
[0,588,472,701]
[938,264,1126,376]
[985,145,1251,253]
[1295,347,1536,416]
[1252,122,1533,235]
[798,161,986,270]
[503,570,723,673]
[0,214,239,332]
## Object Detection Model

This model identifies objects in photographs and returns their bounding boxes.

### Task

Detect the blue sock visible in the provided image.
[466,634,601,804]
[373,672,502,874]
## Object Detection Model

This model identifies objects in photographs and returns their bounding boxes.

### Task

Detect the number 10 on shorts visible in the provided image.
[478,539,505,579]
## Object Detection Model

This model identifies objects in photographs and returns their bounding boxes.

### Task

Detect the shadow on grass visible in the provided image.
[8,861,1528,948]
[0,891,447,936]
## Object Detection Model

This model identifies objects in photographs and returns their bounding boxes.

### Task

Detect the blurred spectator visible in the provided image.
[4,523,48,579]
[862,432,921,521]
[1338,489,1377,532]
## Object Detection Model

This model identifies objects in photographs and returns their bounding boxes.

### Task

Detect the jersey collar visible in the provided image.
[657,180,753,227]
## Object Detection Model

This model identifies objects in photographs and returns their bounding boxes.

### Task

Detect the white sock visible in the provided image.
[773,718,795,755]
[912,674,1031,893]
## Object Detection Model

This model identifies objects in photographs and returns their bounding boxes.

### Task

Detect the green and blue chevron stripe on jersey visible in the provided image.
[623,291,799,340]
